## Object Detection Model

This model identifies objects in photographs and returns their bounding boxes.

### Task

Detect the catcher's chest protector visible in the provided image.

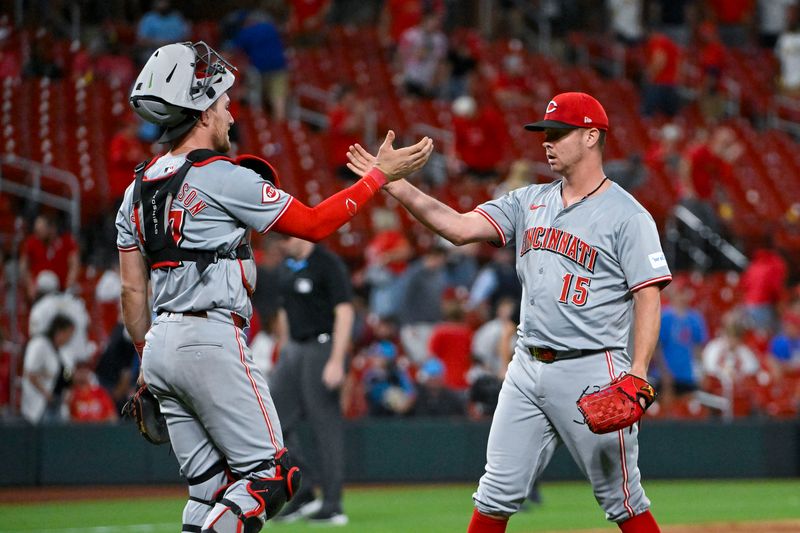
[132,150,279,274]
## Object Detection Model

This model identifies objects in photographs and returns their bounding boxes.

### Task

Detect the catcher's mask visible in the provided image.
[129,41,237,143]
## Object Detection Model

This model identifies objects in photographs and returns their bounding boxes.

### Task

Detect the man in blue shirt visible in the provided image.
[656,280,708,394]
[137,0,190,61]
[768,312,800,371]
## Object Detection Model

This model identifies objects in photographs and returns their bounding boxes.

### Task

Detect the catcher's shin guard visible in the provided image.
[201,449,301,533]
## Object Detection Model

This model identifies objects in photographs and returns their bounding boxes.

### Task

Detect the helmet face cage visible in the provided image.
[189,41,237,103]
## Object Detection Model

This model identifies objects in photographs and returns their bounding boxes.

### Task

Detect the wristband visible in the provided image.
[365,167,388,189]
[134,341,145,358]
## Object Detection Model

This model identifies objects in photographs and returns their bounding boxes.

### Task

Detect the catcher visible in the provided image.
[118,41,432,533]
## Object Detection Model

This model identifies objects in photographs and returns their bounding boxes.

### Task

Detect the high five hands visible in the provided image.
[347,130,433,181]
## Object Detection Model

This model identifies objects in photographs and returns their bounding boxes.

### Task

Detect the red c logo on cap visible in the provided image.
[545,100,558,114]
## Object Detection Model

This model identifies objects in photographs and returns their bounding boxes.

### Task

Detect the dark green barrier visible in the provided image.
[0,418,798,486]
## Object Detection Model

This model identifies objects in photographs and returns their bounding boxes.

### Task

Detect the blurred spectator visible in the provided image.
[757,0,797,48]
[427,288,473,390]
[136,0,189,62]
[706,0,755,48]
[449,95,508,180]
[444,29,480,100]
[677,126,743,237]
[288,0,332,46]
[491,40,537,109]
[740,244,788,334]
[607,0,645,46]
[641,31,683,118]
[695,22,728,123]
[471,297,518,379]
[775,15,800,95]
[362,208,413,319]
[65,363,118,423]
[652,0,694,45]
[327,84,368,182]
[362,340,415,416]
[250,235,286,377]
[20,314,74,425]
[396,11,448,98]
[654,279,708,397]
[443,240,479,290]
[411,357,466,417]
[467,247,521,318]
[397,245,448,364]
[94,322,138,413]
[28,271,95,374]
[378,0,444,50]
[468,373,502,419]
[702,311,761,382]
[108,115,148,206]
[604,153,647,192]
[493,159,535,198]
[0,21,21,79]
[19,213,80,299]
[22,29,63,79]
[233,9,289,122]
[768,311,800,373]
[91,39,137,88]
[644,122,685,180]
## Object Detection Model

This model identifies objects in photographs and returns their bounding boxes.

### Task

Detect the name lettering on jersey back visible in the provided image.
[176,183,209,217]
[519,226,598,272]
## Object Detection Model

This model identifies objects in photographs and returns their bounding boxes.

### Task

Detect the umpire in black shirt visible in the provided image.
[270,237,354,526]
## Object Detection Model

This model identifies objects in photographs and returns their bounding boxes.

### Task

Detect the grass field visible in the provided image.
[2,480,800,532]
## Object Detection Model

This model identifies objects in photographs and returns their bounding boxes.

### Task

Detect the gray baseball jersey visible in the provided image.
[470,179,671,523]
[116,153,293,320]
[116,154,292,531]
[475,180,671,351]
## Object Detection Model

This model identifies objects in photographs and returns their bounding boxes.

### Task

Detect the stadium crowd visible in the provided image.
[2,0,800,426]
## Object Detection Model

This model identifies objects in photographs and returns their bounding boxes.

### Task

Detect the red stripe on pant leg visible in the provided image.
[605,351,634,518]
[604,350,616,380]
[233,324,279,451]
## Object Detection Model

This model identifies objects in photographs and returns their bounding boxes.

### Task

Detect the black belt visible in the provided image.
[528,346,606,363]
[161,310,247,329]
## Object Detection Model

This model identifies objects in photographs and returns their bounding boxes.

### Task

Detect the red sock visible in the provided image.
[618,510,660,533]
[467,509,508,533]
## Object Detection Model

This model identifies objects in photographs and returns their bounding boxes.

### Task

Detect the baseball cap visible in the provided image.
[524,92,609,132]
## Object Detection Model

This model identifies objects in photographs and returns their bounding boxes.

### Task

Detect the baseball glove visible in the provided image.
[122,384,170,445]
[576,373,656,434]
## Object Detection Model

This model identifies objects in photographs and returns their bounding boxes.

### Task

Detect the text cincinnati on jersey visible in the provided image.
[519,226,598,273]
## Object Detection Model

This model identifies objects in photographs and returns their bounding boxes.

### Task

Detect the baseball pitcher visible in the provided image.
[347,92,669,533]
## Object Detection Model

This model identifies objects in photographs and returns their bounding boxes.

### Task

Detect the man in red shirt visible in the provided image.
[741,246,788,334]
[327,85,368,182]
[428,288,473,390]
[66,363,118,423]
[288,0,332,46]
[641,32,682,117]
[19,213,80,300]
[108,116,148,205]
[450,96,509,180]
[708,0,755,47]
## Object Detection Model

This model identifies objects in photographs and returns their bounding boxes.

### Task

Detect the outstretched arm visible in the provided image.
[347,143,498,246]
[273,131,433,242]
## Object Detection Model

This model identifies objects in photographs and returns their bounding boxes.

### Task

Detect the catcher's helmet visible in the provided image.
[129,41,236,143]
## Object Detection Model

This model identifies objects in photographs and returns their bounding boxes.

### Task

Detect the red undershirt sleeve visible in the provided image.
[271,168,387,241]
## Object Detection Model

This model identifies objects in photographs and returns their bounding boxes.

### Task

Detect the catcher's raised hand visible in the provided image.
[347,130,433,181]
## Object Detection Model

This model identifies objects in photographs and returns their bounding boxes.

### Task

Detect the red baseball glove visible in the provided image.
[576,373,657,434]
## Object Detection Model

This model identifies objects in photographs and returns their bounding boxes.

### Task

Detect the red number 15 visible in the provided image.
[558,273,591,306]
